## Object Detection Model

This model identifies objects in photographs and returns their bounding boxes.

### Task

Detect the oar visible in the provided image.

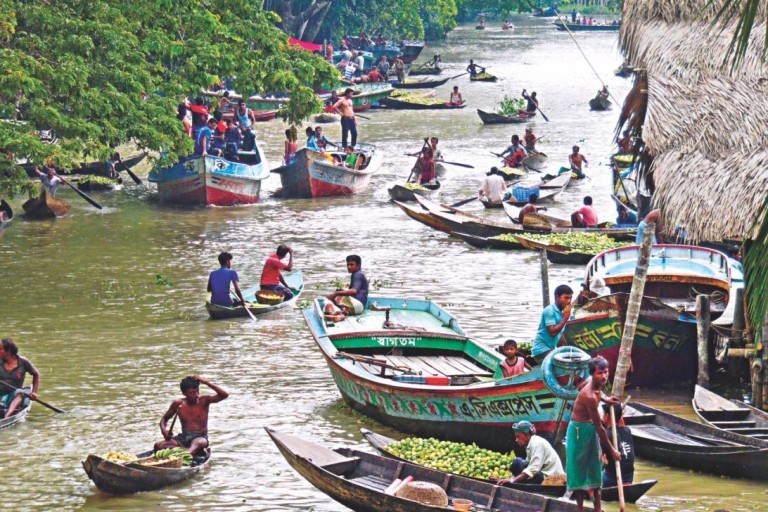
[609,404,626,512]
[522,89,550,122]
[55,173,103,210]
[0,380,66,414]
[440,161,474,169]
[406,138,430,184]
[230,292,258,324]
[117,156,143,185]
[356,113,371,121]
[449,196,478,208]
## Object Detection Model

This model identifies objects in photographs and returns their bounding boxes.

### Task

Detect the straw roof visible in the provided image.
[619,0,768,241]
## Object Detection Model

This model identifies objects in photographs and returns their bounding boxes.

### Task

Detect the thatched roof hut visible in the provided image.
[618,0,768,242]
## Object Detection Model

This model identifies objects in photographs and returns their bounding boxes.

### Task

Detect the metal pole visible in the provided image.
[696,295,711,388]
[540,249,550,308]
[612,222,655,397]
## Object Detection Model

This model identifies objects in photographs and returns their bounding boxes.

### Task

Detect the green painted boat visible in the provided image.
[304,296,591,452]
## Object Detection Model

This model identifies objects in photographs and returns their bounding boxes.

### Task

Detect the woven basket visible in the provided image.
[136,456,183,468]
[256,290,283,305]
[542,474,567,486]
[522,213,553,231]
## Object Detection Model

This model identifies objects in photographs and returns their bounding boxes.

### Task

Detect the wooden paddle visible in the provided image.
[0,380,66,413]
[356,113,371,121]
[522,89,550,122]
[55,173,103,210]
[609,404,626,512]
[117,156,143,185]
[440,161,474,169]
[449,196,478,208]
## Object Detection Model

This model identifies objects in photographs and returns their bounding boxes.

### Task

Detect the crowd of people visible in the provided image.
[177,95,259,160]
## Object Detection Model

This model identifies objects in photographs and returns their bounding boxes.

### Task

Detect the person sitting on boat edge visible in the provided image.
[207,251,246,308]
[154,375,228,456]
[616,207,638,226]
[501,135,528,167]
[500,340,531,378]
[326,254,368,316]
[495,421,564,486]
[572,196,599,228]
[224,119,241,158]
[518,194,547,223]
[600,402,635,487]
[34,163,62,196]
[0,338,40,419]
[531,285,573,364]
[479,167,507,203]
[260,244,294,301]
[195,118,222,157]
[339,146,359,168]
[315,126,338,151]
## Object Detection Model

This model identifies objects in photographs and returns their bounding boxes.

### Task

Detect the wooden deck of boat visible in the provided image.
[325,308,459,337]
[354,354,494,379]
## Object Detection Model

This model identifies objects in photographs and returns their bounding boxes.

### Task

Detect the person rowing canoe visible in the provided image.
[0,338,40,419]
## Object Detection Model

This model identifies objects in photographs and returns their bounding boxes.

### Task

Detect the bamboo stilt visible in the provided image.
[696,295,711,388]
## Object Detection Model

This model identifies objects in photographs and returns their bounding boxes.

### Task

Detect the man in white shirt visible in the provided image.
[479,167,507,203]
[496,420,564,485]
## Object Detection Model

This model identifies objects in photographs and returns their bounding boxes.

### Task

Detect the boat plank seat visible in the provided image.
[321,457,361,476]
[383,355,493,377]
[725,427,768,436]
[711,420,757,428]
[283,434,354,467]
[347,473,391,490]
[357,361,395,378]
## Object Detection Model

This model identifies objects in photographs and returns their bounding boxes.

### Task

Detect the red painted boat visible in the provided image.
[272,145,382,199]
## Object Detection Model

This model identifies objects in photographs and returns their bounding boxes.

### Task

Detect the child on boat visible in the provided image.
[500,339,531,378]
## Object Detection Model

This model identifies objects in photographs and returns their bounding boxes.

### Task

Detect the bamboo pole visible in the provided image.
[540,249,550,308]
[612,222,656,397]
[696,295,711,388]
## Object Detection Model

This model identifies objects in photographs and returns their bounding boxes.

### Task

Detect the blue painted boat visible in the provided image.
[304,296,591,451]
[148,148,269,206]
[563,245,734,385]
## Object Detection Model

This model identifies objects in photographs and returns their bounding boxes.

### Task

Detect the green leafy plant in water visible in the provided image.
[498,95,526,116]
[296,299,311,309]
[155,274,172,287]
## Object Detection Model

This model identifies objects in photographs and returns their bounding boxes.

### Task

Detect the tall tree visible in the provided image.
[0,0,337,197]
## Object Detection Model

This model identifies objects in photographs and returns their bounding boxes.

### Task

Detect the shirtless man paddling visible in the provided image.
[154,375,229,456]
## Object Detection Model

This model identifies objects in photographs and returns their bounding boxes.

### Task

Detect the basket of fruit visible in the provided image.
[256,290,284,305]
[136,456,183,468]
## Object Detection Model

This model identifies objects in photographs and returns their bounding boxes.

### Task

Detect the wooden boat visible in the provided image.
[272,145,382,199]
[693,385,768,441]
[303,295,591,451]
[149,149,270,206]
[563,245,734,385]
[0,395,31,430]
[408,65,442,76]
[522,152,548,172]
[82,450,211,494]
[206,271,304,320]
[399,40,426,64]
[499,173,572,208]
[387,182,440,202]
[267,428,591,512]
[477,109,531,124]
[470,74,498,82]
[252,109,279,122]
[475,24,486,30]
[21,152,147,178]
[392,76,450,89]
[0,199,14,229]
[314,113,339,123]
[397,198,523,239]
[362,428,657,504]
[503,202,570,228]
[379,97,466,110]
[76,177,122,192]
[512,235,596,265]
[452,232,527,251]
[624,401,768,480]
[316,83,394,111]
[589,96,612,111]
[22,190,70,219]
[497,166,528,182]
[554,21,620,31]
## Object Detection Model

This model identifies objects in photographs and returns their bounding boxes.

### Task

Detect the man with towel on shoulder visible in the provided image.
[566,356,622,512]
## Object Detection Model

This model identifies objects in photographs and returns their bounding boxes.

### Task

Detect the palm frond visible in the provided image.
[743,196,768,341]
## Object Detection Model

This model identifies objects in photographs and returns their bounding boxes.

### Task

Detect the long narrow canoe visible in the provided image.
[693,385,768,441]
[82,450,211,494]
[0,199,14,229]
[477,109,530,124]
[470,74,498,82]
[392,76,451,89]
[22,190,70,219]
[452,232,526,251]
[0,397,31,430]
[206,271,304,320]
[624,401,768,480]
[589,96,611,111]
[512,235,595,265]
[387,182,440,202]
[21,152,147,178]
[267,427,593,512]
[379,97,466,110]
[361,428,657,504]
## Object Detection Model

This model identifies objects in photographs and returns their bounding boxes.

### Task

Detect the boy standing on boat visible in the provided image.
[207,252,246,308]
[531,285,573,364]
[334,89,357,149]
[154,375,229,456]
[0,338,39,419]
[566,356,621,512]
[260,244,295,301]
[326,255,368,315]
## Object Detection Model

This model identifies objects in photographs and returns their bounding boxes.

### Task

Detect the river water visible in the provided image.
[1,16,760,512]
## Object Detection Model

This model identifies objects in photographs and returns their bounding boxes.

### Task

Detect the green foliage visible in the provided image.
[0,1,337,195]
[742,201,768,342]
[497,95,526,115]
[707,0,766,69]
[556,2,622,16]
[456,0,536,20]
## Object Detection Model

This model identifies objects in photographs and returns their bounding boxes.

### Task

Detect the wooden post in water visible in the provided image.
[539,249,550,308]
[728,288,746,380]
[696,294,711,388]
[612,222,655,397]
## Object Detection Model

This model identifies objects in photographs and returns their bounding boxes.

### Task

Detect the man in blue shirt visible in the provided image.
[532,285,573,364]
[195,118,222,157]
[207,252,245,307]
[326,254,368,315]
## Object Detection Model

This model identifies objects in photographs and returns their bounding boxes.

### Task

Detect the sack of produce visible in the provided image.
[397,481,448,506]
[101,451,138,463]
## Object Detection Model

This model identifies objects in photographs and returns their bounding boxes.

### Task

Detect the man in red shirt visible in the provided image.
[366,67,382,83]
[572,196,599,228]
[259,245,295,300]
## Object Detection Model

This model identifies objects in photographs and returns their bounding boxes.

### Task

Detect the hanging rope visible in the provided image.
[554,11,620,106]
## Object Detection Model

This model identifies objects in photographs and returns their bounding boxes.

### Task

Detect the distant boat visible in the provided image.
[149,150,270,206]
[554,21,620,31]
[589,95,612,110]
[533,6,559,17]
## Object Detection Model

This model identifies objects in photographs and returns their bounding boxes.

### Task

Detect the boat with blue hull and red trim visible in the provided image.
[148,148,269,206]
[563,245,734,386]
[304,296,590,452]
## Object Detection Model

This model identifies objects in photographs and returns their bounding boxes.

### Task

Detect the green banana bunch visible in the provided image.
[155,447,194,465]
